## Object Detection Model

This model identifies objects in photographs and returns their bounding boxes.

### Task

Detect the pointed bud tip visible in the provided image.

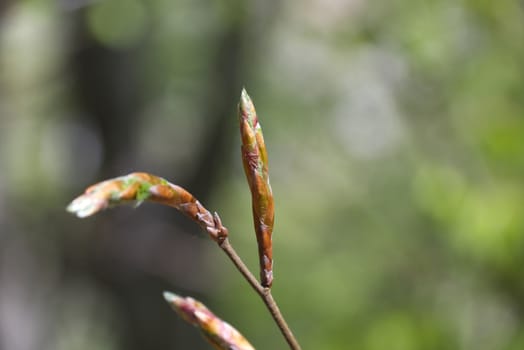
[66,197,97,218]
[163,291,180,303]
[239,88,251,107]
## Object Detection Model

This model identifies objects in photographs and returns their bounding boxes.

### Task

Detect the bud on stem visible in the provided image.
[67,172,228,242]
[238,89,275,287]
[163,292,255,350]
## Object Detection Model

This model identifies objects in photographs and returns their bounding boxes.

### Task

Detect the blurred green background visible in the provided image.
[1,0,524,349]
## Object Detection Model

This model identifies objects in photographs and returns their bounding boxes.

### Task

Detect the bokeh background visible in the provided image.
[1,0,524,349]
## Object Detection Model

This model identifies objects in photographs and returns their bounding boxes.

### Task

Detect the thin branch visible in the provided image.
[220,238,262,294]
[219,238,302,350]
[66,175,301,349]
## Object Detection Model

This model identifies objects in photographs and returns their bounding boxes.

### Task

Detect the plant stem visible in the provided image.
[219,238,302,350]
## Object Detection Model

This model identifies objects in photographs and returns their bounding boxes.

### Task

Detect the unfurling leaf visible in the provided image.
[163,292,255,350]
[67,172,228,242]
[238,89,274,287]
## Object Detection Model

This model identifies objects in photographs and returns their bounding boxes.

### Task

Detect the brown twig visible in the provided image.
[67,177,302,349]
[219,238,302,350]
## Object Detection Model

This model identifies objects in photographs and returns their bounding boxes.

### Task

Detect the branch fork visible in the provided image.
[67,89,301,350]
